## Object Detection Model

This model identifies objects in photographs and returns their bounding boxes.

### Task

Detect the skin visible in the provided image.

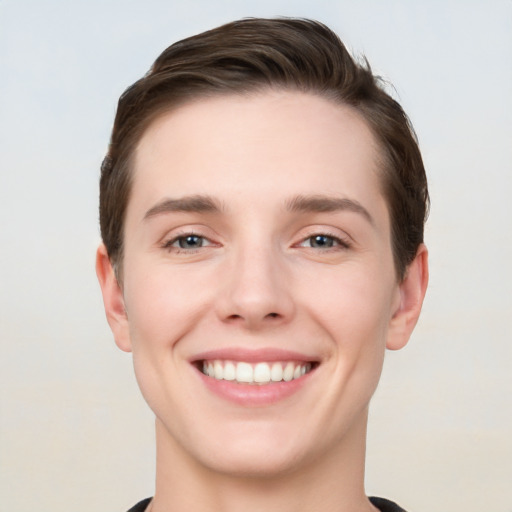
[97,91,428,512]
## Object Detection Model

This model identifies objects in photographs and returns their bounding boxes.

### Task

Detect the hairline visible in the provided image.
[112,86,398,283]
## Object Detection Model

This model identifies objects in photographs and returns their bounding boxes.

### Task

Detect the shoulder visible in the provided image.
[126,498,152,512]
[369,496,408,512]
[126,496,405,512]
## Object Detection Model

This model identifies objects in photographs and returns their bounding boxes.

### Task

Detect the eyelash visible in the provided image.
[161,231,351,254]
[297,232,351,251]
[161,232,214,253]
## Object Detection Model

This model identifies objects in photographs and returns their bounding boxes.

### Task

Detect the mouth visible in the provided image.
[197,359,317,385]
[190,349,320,405]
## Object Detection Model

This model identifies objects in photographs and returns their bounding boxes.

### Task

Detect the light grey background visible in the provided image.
[1,1,511,511]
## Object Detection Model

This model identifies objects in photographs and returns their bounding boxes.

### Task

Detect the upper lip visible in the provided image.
[190,347,320,364]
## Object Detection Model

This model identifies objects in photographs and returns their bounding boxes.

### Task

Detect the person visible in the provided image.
[96,17,429,512]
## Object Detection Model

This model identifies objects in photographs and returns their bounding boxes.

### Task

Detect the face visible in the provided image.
[97,91,427,477]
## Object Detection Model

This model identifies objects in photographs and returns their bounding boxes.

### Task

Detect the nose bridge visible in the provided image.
[217,236,294,327]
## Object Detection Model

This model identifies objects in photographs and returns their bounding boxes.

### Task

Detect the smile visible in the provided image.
[201,360,314,385]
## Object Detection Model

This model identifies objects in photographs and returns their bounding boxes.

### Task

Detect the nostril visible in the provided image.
[266,312,279,319]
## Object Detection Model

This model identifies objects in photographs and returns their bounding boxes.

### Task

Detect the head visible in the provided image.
[99,17,428,283]
[96,18,429,481]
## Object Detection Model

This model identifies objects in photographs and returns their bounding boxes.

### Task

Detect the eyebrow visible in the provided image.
[143,193,374,225]
[285,194,374,225]
[143,194,223,220]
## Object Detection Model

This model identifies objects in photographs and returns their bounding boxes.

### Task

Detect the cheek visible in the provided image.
[302,263,395,399]
[122,260,212,347]
[122,266,210,420]
[304,264,396,344]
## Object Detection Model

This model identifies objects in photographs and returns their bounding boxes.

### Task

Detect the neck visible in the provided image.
[150,409,377,512]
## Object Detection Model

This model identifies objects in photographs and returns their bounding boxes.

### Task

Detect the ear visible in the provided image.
[386,244,429,351]
[95,243,132,352]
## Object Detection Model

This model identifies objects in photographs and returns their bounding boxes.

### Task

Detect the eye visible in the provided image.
[299,234,350,250]
[308,234,336,248]
[163,233,214,252]
[176,234,206,249]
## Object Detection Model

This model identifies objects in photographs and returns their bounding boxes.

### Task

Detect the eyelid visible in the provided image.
[160,226,221,252]
[293,227,353,250]
[165,234,213,248]
[299,235,349,249]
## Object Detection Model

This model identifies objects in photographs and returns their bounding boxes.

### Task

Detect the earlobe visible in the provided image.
[95,244,132,352]
[386,244,429,351]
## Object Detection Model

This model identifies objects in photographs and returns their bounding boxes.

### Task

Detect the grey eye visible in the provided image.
[308,235,335,248]
[177,235,205,249]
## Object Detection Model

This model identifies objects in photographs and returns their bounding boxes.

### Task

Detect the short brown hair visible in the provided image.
[100,17,428,280]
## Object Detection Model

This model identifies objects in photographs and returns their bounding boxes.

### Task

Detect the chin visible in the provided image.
[198,441,307,479]
[187,415,347,481]
[158,415,315,479]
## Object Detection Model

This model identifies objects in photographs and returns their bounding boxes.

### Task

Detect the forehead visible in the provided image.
[130,91,386,220]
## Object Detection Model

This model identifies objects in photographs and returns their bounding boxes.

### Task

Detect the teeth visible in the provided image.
[214,360,223,379]
[205,361,214,377]
[254,362,271,383]
[236,362,253,383]
[283,362,294,382]
[224,361,236,381]
[270,362,283,382]
[201,360,312,384]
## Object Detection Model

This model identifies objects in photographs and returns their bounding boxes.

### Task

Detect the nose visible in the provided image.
[215,244,295,330]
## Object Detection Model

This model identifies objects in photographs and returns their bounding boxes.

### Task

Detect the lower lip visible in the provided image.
[196,369,313,407]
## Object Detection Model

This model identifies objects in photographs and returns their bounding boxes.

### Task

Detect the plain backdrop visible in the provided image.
[1,1,511,511]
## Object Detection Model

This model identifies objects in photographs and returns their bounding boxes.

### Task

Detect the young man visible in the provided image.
[96,18,429,512]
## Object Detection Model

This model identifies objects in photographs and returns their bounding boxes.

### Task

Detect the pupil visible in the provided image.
[312,235,333,248]
[179,235,202,248]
